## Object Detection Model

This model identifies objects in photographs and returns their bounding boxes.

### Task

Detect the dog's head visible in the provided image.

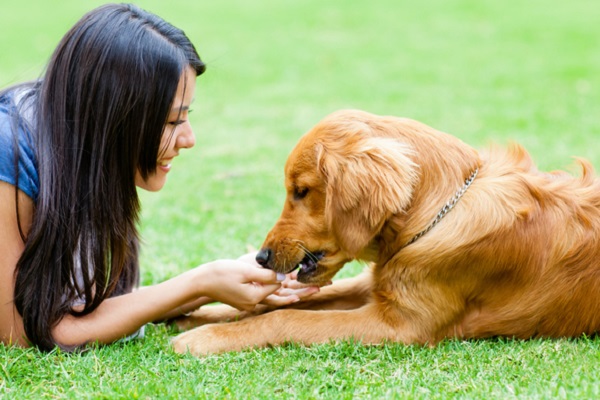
[256,110,419,284]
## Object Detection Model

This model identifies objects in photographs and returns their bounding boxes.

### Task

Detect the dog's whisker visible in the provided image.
[295,242,308,254]
[295,242,319,263]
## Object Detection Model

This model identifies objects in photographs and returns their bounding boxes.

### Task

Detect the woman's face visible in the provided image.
[135,66,197,192]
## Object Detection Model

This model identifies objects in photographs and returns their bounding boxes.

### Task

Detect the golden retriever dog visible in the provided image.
[172,109,600,356]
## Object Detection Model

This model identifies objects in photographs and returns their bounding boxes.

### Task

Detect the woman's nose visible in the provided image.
[177,122,196,149]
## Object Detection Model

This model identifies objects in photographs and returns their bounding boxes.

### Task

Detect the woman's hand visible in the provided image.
[195,259,285,311]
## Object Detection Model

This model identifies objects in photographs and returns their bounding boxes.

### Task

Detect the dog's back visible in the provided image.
[460,146,600,339]
[380,135,600,342]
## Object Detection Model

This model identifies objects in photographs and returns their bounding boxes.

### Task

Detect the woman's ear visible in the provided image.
[318,135,418,257]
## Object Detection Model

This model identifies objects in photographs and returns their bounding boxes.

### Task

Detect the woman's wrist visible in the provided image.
[186,260,218,299]
[130,266,216,323]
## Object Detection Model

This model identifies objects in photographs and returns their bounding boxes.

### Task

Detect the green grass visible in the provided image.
[2,0,600,398]
[2,332,600,399]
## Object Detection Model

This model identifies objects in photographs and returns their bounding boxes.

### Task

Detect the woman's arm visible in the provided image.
[155,295,215,321]
[0,182,30,346]
[52,260,285,347]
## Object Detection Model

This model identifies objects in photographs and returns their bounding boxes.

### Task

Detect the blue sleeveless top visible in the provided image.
[0,93,39,200]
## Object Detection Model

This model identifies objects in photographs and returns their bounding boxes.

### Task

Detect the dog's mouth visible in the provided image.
[294,251,325,275]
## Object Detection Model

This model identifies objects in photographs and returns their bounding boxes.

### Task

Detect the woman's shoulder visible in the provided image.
[0,89,39,201]
[0,93,17,155]
[0,88,31,144]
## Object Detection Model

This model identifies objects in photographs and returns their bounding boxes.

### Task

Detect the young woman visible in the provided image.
[0,4,315,351]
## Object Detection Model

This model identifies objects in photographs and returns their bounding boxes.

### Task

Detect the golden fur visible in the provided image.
[173,109,600,356]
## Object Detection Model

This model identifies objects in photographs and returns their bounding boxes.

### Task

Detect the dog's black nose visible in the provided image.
[256,248,272,268]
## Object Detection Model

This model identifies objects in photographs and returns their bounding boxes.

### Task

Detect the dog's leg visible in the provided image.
[173,271,373,330]
[172,303,412,356]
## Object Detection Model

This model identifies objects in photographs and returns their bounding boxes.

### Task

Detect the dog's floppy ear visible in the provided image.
[317,126,418,257]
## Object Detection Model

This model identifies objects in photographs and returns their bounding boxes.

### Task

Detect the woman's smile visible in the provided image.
[158,159,173,173]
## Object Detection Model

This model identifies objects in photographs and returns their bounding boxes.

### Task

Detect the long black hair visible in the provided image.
[6,3,205,350]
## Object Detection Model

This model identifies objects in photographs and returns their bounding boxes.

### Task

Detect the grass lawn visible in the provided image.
[2,0,600,398]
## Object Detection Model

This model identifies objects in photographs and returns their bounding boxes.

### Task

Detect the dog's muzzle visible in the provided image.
[256,248,325,274]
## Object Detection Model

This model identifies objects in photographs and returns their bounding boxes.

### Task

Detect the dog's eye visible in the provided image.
[294,187,309,200]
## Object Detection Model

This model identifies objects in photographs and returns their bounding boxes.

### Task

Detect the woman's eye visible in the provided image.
[294,187,309,200]
[168,120,186,126]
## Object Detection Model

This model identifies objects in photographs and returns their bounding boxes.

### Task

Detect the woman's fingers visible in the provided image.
[244,265,285,284]
[260,286,320,306]
[277,286,320,299]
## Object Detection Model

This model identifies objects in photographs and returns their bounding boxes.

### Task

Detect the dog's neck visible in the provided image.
[401,167,479,249]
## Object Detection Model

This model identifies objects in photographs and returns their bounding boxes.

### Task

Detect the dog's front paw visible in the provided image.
[171,324,246,356]
[171,325,220,356]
